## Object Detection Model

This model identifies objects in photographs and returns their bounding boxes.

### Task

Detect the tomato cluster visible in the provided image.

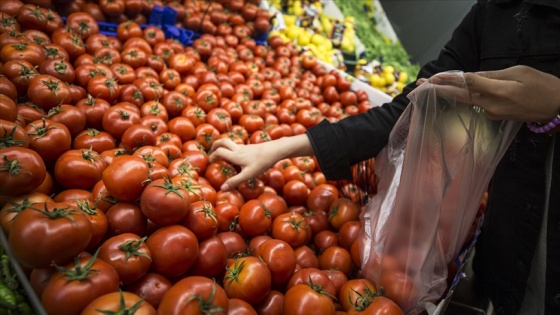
[0,1,406,314]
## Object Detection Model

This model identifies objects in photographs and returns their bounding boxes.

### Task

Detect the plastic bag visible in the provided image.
[359,71,522,314]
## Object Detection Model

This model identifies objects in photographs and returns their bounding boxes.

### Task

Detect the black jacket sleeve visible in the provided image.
[306,0,485,180]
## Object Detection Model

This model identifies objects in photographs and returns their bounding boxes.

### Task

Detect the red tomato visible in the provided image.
[238,199,271,236]
[71,198,108,252]
[97,233,151,285]
[307,183,339,212]
[189,235,228,278]
[102,155,149,203]
[183,200,219,240]
[223,256,272,304]
[338,220,362,251]
[271,212,311,248]
[25,118,71,162]
[158,276,229,315]
[319,246,353,276]
[283,283,336,315]
[217,231,248,258]
[140,176,191,225]
[81,291,156,315]
[105,203,148,238]
[282,180,310,206]
[313,230,339,253]
[346,296,404,315]
[126,273,172,309]
[0,147,46,196]
[205,160,238,191]
[228,298,258,315]
[101,102,142,140]
[54,148,106,190]
[338,278,378,312]
[0,192,52,235]
[254,290,284,315]
[41,252,120,315]
[254,239,297,285]
[8,202,92,269]
[328,198,360,230]
[294,245,320,269]
[145,225,199,278]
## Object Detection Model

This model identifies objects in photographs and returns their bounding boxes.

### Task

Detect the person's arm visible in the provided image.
[209,134,313,191]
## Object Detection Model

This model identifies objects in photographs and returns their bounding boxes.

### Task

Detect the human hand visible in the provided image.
[417,66,560,122]
[209,134,314,191]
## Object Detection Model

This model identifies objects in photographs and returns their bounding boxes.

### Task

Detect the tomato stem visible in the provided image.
[118,237,151,262]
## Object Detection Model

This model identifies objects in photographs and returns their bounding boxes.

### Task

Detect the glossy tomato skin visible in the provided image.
[238,199,271,236]
[125,272,172,309]
[41,253,120,315]
[338,278,378,312]
[346,296,404,315]
[81,291,156,315]
[254,239,297,285]
[145,225,199,278]
[158,276,229,315]
[8,202,93,269]
[0,192,53,235]
[283,283,336,315]
[97,233,152,285]
[0,147,46,196]
[102,155,150,203]
[105,202,148,237]
[140,177,191,226]
[27,74,72,111]
[54,148,107,190]
[189,235,228,278]
[271,212,311,248]
[25,118,71,163]
[223,256,272,305]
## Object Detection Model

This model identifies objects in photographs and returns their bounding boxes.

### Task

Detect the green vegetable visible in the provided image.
[0,283,17,310]
[334,0,420,84]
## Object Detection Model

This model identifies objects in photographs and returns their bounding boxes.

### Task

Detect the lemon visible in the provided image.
[398,71,409,83]
[286,25,302,40]
[384,72,396,85]
[297,32,311,46]
[370,73,386,87]
[383,65,395,74]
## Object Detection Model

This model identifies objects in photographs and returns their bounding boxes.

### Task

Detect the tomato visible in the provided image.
[41,252,120,315]
[205,160,237,191]
[9,202,92,269]
[238,199,271,236]
[254,290,284,315]
[75,95,111,130]
[97,233,151,285]
[214,202,240,232]
[51,30,86,61]
[105,202,148,237]
[167,116,196,143]
[346,296,404,315]
[254,239,297,285]
[305,183,338,213]
[318,246,353,276]
[223,256,271,304]
[158,276,229,315]
[145,225,199,278]
[88,76,120,103]
[120,124,157,153]
[102,102,142,139]
[119,83,145,107]
[25,118,71,163]
[102,155,149,203]
[288,246,315,270]
[271,212,310,248]
[54,148,106,190]
[206,107,232,133]
[81,291,156,315]
[194,89,219,113]
[313,230,339,253]
[125,272,171,309]
[378,270,417,311]
[0,192,52,235]
[168,53,196,76]
[189,235,229,278]
[72,129,116,153]
[338,278,378,312]
[2,60,39,96]
[134,77,164,101]
[1,41,46,66]
[282,180,310,206]
[183,200,219,240]
[0,147,45,196]
[27,74,72,111]
[216,231,248,259]
[328,198,360,230]
[45,104,86,137]
[283,283,336,315]
[65,12,99,40]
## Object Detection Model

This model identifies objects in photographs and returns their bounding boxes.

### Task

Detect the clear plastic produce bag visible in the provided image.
[359,71,522,314]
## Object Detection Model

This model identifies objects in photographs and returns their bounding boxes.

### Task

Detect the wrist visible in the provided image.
[527,114,560,134]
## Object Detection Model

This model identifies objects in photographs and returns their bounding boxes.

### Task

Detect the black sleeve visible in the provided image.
[306,0,485,180]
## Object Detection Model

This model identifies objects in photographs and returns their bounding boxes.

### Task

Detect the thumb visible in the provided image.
[462,72,513,94]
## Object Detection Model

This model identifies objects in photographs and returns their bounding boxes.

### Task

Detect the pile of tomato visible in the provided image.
[0,0,416,314]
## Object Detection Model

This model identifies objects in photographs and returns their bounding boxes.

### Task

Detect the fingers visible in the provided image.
[210,138,237,152]
[221,168,257,191]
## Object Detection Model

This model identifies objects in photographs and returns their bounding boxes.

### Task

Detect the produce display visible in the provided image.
[0,0,478,314]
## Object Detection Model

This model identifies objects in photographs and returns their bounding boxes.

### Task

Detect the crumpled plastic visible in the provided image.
[358,71,522,314]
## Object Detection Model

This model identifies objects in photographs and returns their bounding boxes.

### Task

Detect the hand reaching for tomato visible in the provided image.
[209,134,314,190]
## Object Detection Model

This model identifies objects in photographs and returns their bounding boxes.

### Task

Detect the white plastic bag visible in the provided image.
[359,71,522,314]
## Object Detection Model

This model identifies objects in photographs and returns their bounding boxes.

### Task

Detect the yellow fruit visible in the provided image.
[383,72,396,85]
[284,15,297,27]
[383,65,395,74]
[370,73,386,87]
[286,25,302,40]
[311,33,325,46]
[397,82,405,92]
[398,71,409,83]
[297,32,311,46]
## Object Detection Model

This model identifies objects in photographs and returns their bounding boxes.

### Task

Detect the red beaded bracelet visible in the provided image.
[526,114,560,133]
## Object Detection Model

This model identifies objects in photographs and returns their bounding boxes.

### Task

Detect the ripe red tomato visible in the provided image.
[0,147,46,196]
[158,276,229,315]
[282,180,310,206]
[183,200,219,240]
[271,212,311,248]
[283,283,336,315]
[254,290,284,315]
[346,296,404,315]
[238,199,271,236]
[54,148,106,190]
[101,102,142,139]
[319,246,353,276]
[338,278,378,312]
[126,273,172,309]
[254,239,297,285]
[205,160,238,191]
[328,198,360,230]
[41,252,120,315]
[145,225,199,278]
[0,192,52,235]
[27,74,72,111]
[9,202,92,269]
[313,230,339,253]
[189,235,228,278]
[294,245,320,269]
[81,291,156,315]
[217,231,248,258]
[102,155,150,203]
[223,256,272,304]
[97,233,151,285]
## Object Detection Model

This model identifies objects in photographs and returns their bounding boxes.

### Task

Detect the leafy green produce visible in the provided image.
[334,0,420,84]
